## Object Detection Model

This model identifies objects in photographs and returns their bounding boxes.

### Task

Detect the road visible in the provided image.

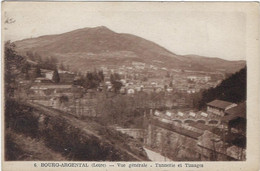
[143,147,172,161]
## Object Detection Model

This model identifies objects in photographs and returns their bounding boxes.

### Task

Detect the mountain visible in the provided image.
[183,55,246,74]
[14,26,245,73]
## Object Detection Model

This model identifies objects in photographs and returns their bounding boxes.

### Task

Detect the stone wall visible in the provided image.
[144,122,201,161]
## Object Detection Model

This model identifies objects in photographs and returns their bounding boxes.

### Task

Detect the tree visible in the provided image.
[26,51,35,61]
[35,65,42,78]
[59,95,69,104]
[84,72,100,89]
[113,81,123,93]
[24,69,30,80]
[40,56,57,70]
[198,67,246,109]
[169,81,173,87]
[110,73,122,93]
[66,65,70,71]
[52,69,60,83]
[142,77,148,81]
[34,52,42,63]
[59,62,65,70]
[98,70,104,82]
[110,74,115,83]
[21,63,31,80]
[49,56,58,65]
[4,41,25,98]
[114,73,121,81]
[166,71,170,78]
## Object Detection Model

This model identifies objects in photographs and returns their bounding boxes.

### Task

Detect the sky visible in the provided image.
[3,2,249,61]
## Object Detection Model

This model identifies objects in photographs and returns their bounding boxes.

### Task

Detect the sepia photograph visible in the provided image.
[1,2,260,170]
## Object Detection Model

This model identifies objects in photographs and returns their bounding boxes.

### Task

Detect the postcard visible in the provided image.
[2,1,260,171]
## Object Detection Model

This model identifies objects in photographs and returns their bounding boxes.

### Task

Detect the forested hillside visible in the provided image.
[197,67,246,109]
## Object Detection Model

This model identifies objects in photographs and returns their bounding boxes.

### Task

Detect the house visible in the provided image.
[41,69,76,83]
[189,112,196,117]
[187,75,211,82]
[107,85,113,91]
[132,61,145,69]
[135,86,143,92]
[165,111,172,117]
[127,88,135,94]
[187,89,196,94]
[115,127,144,141]
[30,84,83,97]
[34,77,53,84]
[142,86,154,94]
[120,87,127,94]
[165,99,174,109]
[155,87,163,93]
[207,100,237,117]
[222,102,246,135]
[150,82,157,86]
[166,87,173,93]
[200,112,208,118]
[176,98,187,107]
[120,79,127,85]
[41,69,54,80]
[58,70,75,83]
[177,111,184,117]
[105,81,112,86]
[154,110,161,116]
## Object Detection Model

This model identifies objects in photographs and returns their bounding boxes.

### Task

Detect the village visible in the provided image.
[12,58,246,161]
[19,60,224,115]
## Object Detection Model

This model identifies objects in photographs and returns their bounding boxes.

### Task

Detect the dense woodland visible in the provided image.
[193,67,246,110]
[4,41,26,99]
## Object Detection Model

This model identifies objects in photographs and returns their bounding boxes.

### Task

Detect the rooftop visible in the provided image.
[222,102,246,121]
[154,110,220,121]
[207,100,235,109]
[151,118,203,140]
[30,84,82,90]
[188,122,214,131]
[35,77,51,80]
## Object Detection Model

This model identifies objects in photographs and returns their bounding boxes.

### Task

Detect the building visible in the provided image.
[58,70,76,83]
[127,88,135,94]
[120,87,127,94]
[142,86,155,94]
[155,87,163,93]
[166,87,173,93]
[30,84,83,97]
[41,69,54,80]
[34,77,53,84]
[115,127,144,141]
[41,69,76,83]
[222,102,246,136]
[187,75,211,82]
[207,100,237,117]
[197,131,235,161]
[187,89,196,94]
[143,107,245,161]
